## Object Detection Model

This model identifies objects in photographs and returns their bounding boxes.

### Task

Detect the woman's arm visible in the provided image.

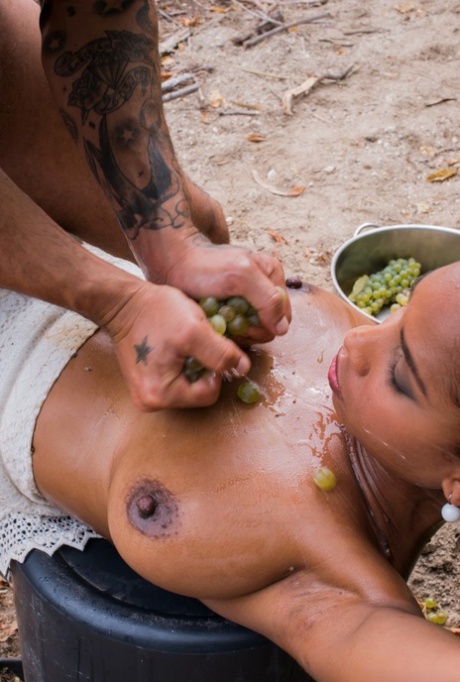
[206,567,460,682]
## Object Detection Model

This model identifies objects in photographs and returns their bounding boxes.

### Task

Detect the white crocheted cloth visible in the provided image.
[0,245,142,580]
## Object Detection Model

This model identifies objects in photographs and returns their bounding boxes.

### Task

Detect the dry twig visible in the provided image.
[159,27,191,55]
[162,73,197,93]
[282,65,355,115]
[228,63,289,80]
[243,11,331,48]
[162,83,200,102]
[282,76,320,115]
[343,28,384,35]
[219,108,260,116]
[231,0,284,26]
[158,8,183,26]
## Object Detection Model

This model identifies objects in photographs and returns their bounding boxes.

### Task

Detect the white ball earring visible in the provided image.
[441,494,460,523]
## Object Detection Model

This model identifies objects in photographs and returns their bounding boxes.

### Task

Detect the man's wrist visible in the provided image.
[128,222,203,285]
[68,247,146,328]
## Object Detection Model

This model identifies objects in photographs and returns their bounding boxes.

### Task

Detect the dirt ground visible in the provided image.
[2,0,460,675]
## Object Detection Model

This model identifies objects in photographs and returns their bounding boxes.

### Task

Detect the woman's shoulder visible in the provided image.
[287,278,373,331]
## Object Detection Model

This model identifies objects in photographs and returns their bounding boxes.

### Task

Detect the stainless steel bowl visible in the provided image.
[331,223,460,322]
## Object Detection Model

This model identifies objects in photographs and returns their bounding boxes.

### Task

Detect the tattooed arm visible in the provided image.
[0,165,253,409]
[38,0,291,340]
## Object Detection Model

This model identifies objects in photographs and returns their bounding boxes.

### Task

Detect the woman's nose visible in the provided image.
[343,326,374,377]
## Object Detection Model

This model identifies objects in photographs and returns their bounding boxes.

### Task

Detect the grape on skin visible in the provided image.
[313,466,337,492]
[236,381,261,404]
[348,257,421,317]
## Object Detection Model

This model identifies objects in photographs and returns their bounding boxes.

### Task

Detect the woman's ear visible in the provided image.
[442,474,460,508]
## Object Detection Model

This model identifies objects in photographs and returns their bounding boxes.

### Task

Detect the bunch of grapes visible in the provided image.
[348,257,421,317]
[183,296,260,383]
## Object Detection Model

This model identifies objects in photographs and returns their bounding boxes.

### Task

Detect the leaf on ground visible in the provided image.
[252,170,305,196]
[210,91,225,108]
[394,3,415,13]
[426,167,458,183]
[180,16,202,26]
[267,229,289,245]
[247,133,266,143]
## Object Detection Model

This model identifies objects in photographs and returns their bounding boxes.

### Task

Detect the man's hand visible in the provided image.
[102,280,251,411]
[140,234,292,344]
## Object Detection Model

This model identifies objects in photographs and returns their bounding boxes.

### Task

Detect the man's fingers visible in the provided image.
[119,323,251,412]
[244,278,290,337]
[131,370,223,410]
[191,330,251,378]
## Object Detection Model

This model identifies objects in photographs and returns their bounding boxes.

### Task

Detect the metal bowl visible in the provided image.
[331,223,460,322]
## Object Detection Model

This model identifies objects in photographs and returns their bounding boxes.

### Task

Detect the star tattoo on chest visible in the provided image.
[134,336,153,364]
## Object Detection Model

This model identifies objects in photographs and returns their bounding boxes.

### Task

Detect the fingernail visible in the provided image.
[276,285,287,301]
[235,356,250,377]
[275,316,289,335]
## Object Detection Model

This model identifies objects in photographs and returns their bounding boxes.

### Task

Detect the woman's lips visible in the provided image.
[328,352,342,397]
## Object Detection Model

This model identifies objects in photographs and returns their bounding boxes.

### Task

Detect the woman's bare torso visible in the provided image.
[33,285,382,600]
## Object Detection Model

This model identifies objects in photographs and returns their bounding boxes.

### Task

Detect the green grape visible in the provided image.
[209,314,227,335]
[313,466,337,491]
[237,381,261,404]
[227,314,249,337]
[183,356,206,383]
[199,296,220,317]
[348,257,421,317]
[395,292,409,306]
[226,296,249,315]
[184,295,262,382]
[218,304,236,323]
[423,597,438,610]
[246,312,260,327]
[426,611,448,626]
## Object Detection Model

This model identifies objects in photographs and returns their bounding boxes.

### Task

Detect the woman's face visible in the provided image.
[330,262,460,487]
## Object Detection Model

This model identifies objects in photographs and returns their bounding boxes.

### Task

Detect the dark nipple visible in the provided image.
[285,275,303,289]
[136,494,157,518]
[127,479,179,538]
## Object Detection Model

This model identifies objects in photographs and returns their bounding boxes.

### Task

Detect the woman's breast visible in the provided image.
[112,400,347,600]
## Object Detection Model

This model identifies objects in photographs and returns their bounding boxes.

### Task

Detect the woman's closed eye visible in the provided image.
[388,350,413,399]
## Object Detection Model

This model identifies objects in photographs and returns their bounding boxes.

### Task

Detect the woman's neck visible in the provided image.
[342,428,444,578]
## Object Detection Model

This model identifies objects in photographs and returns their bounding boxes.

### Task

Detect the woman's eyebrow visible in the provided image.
[400,327,427,397]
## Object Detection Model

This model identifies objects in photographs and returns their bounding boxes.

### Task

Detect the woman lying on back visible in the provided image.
[1,253,460,682]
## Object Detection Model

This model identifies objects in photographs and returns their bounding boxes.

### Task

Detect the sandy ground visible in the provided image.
[2,0,460,675]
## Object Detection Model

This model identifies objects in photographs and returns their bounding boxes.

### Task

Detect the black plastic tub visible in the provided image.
[11,538,311,682]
